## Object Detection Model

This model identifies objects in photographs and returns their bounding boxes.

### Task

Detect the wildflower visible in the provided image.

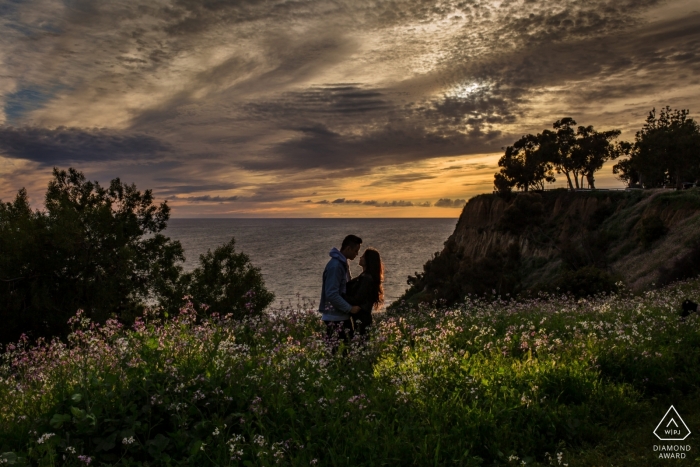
[122,437,135,445]
[37,433,55,444]
[212,427,220,436]
[66,446,76,454]
[310,460,319,465]
[77,455,92,465]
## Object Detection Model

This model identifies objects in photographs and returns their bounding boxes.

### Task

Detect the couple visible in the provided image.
[319,234,384,345]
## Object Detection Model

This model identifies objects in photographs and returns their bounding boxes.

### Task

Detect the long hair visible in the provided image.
[363,248,384,309]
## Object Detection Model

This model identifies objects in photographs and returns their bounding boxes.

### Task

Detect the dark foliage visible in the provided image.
[638,215,667,248]
[497,193,545,234]
[170,238,274,319]
[404,242,522,305]
[658,241,700,286]
[0,168,183,344]
[613,107,700,189]
[0,168,273,345]
[551,266,619,298]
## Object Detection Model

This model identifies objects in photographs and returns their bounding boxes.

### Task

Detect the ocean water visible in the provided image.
[164,218,457,307]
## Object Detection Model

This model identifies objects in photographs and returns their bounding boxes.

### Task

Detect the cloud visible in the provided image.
[435,198,466,208]
[0,126,171,165]
[2,0,699,214]
[172,195,239,203]
[362,200,431,207]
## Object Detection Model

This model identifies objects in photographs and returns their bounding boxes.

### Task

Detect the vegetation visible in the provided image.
[496,107,700,194]
[402,189,700,306]
[613,107,700,189]
[1,279,699,466]
[0,168,273,345]
[495,118,626,194]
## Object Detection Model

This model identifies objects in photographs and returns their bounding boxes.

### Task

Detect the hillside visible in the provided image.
[400,188,700,304]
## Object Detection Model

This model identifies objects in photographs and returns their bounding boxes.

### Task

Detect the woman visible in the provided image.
[344,247,384,336]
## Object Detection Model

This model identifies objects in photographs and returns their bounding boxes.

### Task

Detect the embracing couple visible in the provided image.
[319,234,384,347]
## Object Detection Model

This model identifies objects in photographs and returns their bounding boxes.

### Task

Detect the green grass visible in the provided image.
[2,279,700,466]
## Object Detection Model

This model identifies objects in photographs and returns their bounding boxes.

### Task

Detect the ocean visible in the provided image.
[164,218,457,308]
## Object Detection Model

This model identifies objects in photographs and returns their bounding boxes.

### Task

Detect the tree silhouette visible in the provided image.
[495,134,555,193]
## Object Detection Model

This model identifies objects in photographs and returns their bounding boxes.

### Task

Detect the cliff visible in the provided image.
[400,188,700,304]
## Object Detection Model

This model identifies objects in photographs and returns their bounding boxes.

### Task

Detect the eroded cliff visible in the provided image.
[400,189,700,304]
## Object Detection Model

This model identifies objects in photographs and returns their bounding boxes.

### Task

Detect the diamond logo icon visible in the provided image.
[654,406,691,441]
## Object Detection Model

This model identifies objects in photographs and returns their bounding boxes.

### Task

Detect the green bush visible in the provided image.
[171,238,274,318]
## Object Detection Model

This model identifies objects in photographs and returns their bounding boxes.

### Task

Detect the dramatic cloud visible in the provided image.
[435,198,467,208]
[0,126,171,165]
[1,0,699,215]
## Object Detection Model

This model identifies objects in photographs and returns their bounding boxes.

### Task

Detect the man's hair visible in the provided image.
[341,234,363,250]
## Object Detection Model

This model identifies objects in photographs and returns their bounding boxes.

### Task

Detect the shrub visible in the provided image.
[0,168,273,344]
[497,193,545,234]
[638,214,667,248]
[552,265,619,298]
[169,238,274,318]
[0,168,183,344]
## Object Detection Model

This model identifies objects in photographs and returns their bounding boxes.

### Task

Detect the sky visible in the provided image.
[1,0,699,217]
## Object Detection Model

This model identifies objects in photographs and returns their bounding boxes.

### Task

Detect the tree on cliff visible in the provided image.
[613,107,700,189]
[494,133,556,192]
[572,125,623,190]
[495,118,625,193]
[0,168,273,344]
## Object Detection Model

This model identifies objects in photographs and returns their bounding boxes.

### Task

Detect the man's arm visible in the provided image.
[324,263,353,313]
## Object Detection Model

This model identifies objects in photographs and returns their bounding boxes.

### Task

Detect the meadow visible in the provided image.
[2,279,700,466]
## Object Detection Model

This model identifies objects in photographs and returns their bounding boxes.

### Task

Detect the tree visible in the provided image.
[0,168,185,343]
[549,118,578,190]
[0,168,274,344]
[573,125,622,190]
[494,134,555,192]
[614,107,700,189]
[170,238,275,319]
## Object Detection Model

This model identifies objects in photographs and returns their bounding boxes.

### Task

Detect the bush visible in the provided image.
[658,240,700,286]
[638,215,667,248]
[552,265,619,298]
[169,238,274,318]
[0,168,273,345]
[0,168,184,344]
[497,193,545,234]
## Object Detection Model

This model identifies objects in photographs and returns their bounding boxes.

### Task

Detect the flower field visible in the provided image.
[2,279,700,466]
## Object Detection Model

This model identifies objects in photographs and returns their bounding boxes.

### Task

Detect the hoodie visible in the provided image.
[319,247,353,321]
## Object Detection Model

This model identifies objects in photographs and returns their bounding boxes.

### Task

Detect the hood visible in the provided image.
[329,247,347,263]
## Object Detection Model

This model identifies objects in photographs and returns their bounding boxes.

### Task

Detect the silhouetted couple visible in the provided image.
[319,234,384,350]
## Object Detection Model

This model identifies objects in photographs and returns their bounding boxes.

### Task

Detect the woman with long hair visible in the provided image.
[344,247,384,336]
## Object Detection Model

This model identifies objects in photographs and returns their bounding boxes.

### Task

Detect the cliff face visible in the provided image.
[401,189,700,304]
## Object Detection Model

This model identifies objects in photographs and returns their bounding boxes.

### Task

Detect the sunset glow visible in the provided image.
[1,0,699,216]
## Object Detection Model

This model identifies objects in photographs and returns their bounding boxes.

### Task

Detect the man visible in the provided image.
[319,234,362,347]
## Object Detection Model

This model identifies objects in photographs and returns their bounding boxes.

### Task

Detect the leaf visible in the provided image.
[49,413,71,429]
[147,434,170,452]
[70,406,86,419]
[0,452,17,465]
[94,432,117,452]
[145,337,159,350]
[71,393,82,403]
[190,440,203,456]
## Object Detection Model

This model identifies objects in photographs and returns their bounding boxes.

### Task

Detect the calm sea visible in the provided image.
[164,218,457,307]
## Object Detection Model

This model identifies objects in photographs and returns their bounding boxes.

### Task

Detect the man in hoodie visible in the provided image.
[320,234,362,347]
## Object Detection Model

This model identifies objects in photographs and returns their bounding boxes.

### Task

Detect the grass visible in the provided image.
[2,278,700,466]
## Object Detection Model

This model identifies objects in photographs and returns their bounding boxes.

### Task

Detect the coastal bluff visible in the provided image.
[400,189,700,304]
